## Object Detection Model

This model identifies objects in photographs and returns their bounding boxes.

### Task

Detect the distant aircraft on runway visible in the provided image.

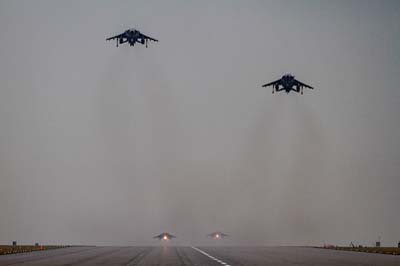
[106,28,158,47]
[262,74,314,94]
[154,232,176,241]
[208,232,229,240]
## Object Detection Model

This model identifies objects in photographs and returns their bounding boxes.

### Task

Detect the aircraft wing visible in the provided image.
[208,232,228,237]
[106,33,124,41]
[141,33,158,42]
[154,234,175,239]
[295,79,314,89]
[262,79,281,87]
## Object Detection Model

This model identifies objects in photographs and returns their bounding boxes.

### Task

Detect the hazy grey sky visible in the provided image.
[0,0,399,246]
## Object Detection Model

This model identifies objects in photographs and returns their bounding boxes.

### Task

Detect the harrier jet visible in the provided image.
[154,232,176,241]
[262,74,314,94]
[106,28,158,47]
[208,232,229,240]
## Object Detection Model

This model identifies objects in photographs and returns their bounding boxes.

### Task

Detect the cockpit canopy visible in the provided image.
[283,73,294,79]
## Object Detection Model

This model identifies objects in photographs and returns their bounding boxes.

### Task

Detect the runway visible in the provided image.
[0,246,399,266]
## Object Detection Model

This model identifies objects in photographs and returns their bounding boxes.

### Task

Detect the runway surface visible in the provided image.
[0,246,399,266]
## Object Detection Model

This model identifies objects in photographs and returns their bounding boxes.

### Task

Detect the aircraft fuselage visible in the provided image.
[280,75,297,93]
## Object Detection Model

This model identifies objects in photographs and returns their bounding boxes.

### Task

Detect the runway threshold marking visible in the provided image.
[191,246,231,266]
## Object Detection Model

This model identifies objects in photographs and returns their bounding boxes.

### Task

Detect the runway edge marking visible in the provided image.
[191,246,231,266]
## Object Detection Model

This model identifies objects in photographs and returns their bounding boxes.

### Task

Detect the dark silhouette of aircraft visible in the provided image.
[208,232,229,239]
[153,232,176,241]
[262,74,314,94]
[106,28,158,47]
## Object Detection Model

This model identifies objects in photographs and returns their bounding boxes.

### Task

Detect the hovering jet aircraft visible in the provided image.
[208,232,229,240]
[106,28,158,47]
[262,74,314,94]
[153,232,176,241]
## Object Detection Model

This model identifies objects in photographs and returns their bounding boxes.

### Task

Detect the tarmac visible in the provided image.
[0,246,399,266]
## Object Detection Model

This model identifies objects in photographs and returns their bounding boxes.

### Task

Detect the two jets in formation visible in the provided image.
[106,28,314,95]
[106,28,313,243]
[154,232,228,241]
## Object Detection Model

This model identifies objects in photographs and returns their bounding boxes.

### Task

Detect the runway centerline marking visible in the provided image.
[191,246,231,266]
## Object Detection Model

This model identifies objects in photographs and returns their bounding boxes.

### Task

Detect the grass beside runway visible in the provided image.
[0,245,68,255]
[322,246,400,255]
